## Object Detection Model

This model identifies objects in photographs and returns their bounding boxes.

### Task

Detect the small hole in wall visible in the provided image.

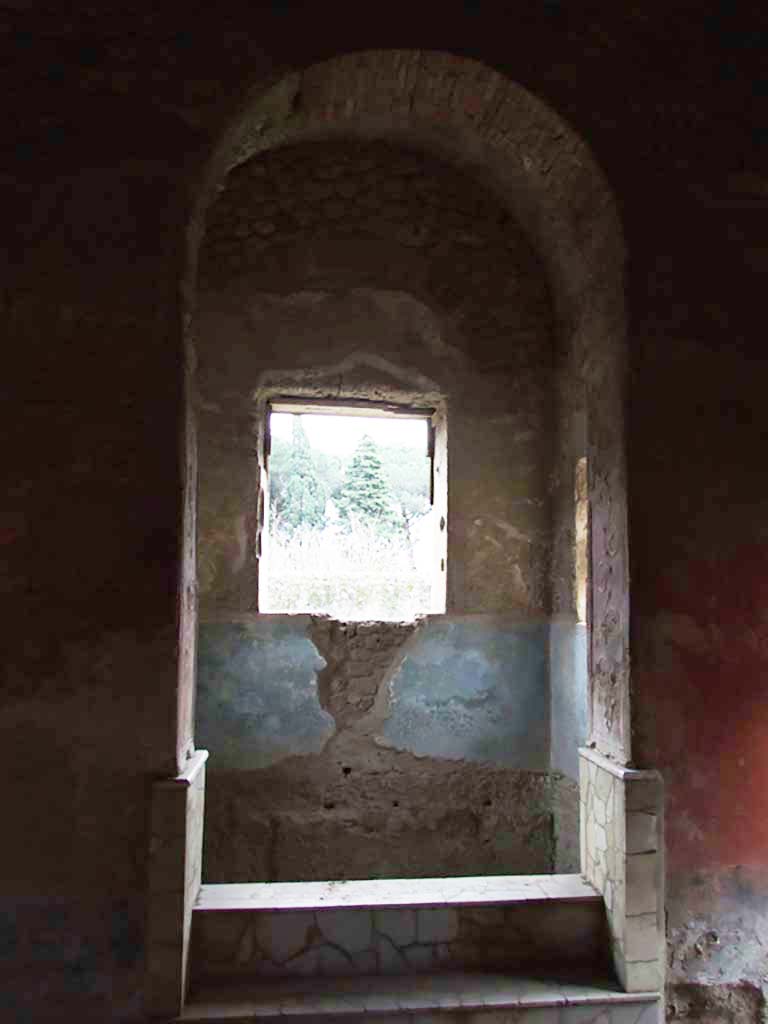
[342,766,352,776]
[392,800,399,807]
[483,799,492,807]
[323,801,335,810]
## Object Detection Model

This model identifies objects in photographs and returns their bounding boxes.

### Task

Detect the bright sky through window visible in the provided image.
[270,412,427,457]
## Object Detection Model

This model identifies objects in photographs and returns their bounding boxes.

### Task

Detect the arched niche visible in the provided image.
[178,49,629,768]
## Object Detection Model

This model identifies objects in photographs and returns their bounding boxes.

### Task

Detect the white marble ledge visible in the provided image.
[156,749,209,789]
[180,973,658,1021]
[195,875,601,913]
[578,749,660,784]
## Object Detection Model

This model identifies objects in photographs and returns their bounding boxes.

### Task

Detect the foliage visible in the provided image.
[262,521,432,620]
[378,442,431,530]
[265,419,434,614]
[270,437,342,518]
[269,418,431,538]
[335,434,397,531]
[270,417,326,535]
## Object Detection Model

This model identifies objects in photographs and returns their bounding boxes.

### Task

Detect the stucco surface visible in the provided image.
[196,613,555,880]
[549,620,589,782]
[195,139,555,621]
[381,618,549,769]
[196,618,333,770]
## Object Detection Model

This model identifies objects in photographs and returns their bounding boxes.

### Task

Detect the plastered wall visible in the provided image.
[197,139,555,618]
[195,139,563,880]
[197,614,552,881]
[632,338,768,1016]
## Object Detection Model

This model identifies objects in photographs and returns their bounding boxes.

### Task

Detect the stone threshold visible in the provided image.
[195,874,600,913]
[180,971,658,1021]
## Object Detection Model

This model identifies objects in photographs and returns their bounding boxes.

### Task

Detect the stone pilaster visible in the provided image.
[580,747,665,993]
[145,749,208,1017]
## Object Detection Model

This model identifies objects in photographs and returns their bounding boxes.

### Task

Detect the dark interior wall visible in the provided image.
[3,3,768,1020]
[632,337,768,1006]
[194,139,559,881]
[2,150,190,1017]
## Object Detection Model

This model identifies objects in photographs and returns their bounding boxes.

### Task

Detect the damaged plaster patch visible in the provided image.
[310,616,420,732]
[667,866,768,1021]
[203,748,554,881]
[196,615,334,770]
[668,983,766,1024]
[199,612,557,881]
[254,340,444,401]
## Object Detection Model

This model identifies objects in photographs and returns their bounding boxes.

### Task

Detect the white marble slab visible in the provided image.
[180,972,659,1021]
[195,875,600,913]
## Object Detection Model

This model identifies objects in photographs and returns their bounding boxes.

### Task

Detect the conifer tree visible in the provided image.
[336,434,396,531]
[274,417,326,534]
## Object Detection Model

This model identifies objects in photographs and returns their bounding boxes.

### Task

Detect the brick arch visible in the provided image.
[180,50,629,766]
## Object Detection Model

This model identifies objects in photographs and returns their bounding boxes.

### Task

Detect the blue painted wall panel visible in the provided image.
[196,617,333,770]
[380,618,549,769]
[197,615,556,773]
[549,619,588,780]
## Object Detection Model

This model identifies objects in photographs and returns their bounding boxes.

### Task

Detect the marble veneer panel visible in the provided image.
[579,749,664,994]
[182,972,661,1024]
[184,1002,660,1024]
[146,749,209,1017]
[190,897,606,981]
[196,874,599,910]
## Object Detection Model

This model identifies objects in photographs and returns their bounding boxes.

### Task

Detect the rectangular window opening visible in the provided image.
[259,399,447,621]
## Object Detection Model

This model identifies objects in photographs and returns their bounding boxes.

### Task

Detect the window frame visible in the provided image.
[258,395,447,619]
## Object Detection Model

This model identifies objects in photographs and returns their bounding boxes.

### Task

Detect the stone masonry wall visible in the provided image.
[311,619,418,729]
[200,139,550,363]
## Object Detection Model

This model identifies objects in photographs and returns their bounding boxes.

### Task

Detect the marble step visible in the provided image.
[191,875,609,982]
[180,971,661,1023]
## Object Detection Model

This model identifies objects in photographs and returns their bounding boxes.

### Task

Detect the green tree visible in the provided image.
[378,442,431,565]
[313,448,344,499]
[336,434,396,531]
[378,443,431,522]
[271,417,326,534]
[267,435,290,515]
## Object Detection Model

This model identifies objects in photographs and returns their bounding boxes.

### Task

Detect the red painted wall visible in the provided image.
[632,323,768,865]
